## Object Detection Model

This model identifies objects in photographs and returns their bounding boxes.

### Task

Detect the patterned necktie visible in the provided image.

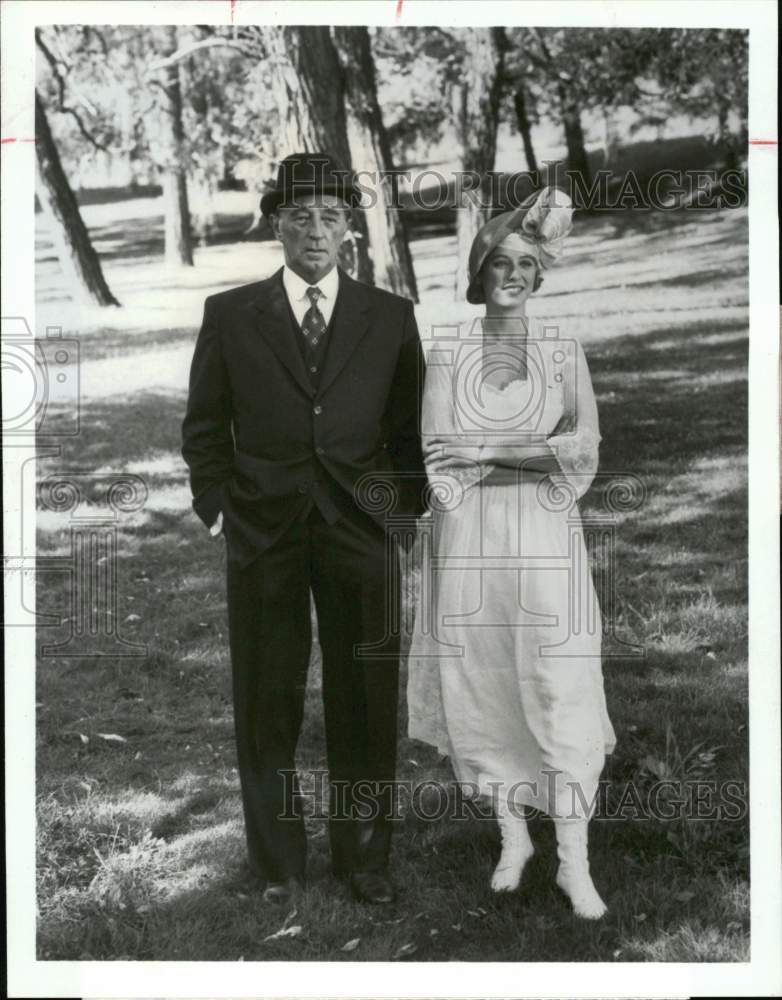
[301,286,326,349]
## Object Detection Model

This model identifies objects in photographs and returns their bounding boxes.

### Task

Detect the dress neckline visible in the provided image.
[482,376,528,394]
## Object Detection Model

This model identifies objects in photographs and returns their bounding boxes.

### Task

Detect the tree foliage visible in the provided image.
[35,24,749,290]
[639,29,748,167]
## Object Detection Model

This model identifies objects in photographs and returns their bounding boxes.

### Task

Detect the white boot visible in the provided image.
[491,805,534,893]
[554,819,607,919]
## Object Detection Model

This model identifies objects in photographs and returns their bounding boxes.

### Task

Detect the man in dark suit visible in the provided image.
[182,153,425,906]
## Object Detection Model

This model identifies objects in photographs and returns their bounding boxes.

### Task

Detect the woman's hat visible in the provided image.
[466,186,574,304]
[260,152,362,217]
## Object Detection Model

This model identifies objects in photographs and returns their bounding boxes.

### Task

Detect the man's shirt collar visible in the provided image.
[282,264,339,303]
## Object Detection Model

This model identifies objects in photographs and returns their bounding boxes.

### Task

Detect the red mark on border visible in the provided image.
[230,0,237,24]
[1,137,36,144]
[395,0,403,20]
[748,139,777,145]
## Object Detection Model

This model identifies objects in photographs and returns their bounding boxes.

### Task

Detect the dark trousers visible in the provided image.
[226,504,400,883]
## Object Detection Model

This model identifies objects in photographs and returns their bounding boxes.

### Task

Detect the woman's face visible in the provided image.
[481,243,539,312]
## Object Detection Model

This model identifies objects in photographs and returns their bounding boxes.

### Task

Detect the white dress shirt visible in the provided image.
[282,264,339,328]
[209,264,340,537]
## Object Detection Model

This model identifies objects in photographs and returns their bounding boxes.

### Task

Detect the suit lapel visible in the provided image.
[318,270,372,394]
[251,269,313,397]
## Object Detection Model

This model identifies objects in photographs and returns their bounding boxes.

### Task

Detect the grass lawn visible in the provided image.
[35,200,749,961]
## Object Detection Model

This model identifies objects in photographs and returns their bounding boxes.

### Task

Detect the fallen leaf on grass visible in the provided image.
[340,937,360,952]
[640,755,669,779]
[263,909,304,941]
[96,733,127,744]
[124,613,141,623]
[263,924,303,942]
[635,913,647,922]
[675,890,695,903]
[429,928,439,937]
[79,733,89,745]
[392,942,418,960]
[451,923,462,932]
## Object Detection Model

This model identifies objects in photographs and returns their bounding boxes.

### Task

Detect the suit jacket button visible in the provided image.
[297,484,308,494]
[313,405,323,415]
[315,447,325,456]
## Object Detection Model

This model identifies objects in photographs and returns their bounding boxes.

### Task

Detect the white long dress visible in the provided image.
[407,320,616,821]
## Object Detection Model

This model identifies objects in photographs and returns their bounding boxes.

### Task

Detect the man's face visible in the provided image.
[271,193,350,283]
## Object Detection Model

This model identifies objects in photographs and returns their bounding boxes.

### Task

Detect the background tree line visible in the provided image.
[34,25,748,307]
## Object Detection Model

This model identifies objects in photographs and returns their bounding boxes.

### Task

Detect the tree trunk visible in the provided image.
[513,85,538,174]
[601,107,621,168]
[162,172,193,264]
[191,177,217,246]
[717,99,739,171]
[332,26,418,301]
[34,90,120,307]
[453,27,506,300]
[559,85,591,187]
[158,26,194,266]
[264,25,373,284]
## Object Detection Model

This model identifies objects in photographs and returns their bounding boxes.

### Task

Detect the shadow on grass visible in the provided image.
[36,770,748,961]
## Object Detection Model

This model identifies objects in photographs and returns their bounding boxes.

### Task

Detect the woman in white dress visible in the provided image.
[407,187,616,919]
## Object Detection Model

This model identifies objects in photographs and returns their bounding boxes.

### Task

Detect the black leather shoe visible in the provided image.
[349,870,396,905]
[262,874,304,905]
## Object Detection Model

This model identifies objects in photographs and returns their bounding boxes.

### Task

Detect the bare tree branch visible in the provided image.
[35,29,111,152]
[83,25,109,58]
[526,27,553,67]
[147,36,258,72]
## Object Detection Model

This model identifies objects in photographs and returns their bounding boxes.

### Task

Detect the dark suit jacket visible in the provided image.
[181,266,426,568]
